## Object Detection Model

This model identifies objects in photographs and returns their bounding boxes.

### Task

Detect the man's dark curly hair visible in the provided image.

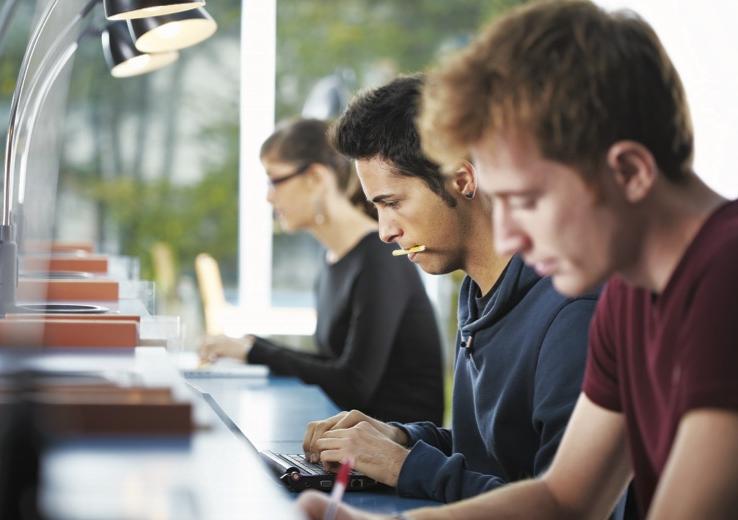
[330,74,456,207]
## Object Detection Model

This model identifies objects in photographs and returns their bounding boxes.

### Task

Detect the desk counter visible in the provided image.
[5,349,300,520]
[190,375,440,514]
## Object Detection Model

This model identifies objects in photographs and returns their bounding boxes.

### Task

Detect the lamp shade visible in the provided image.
[104,0,206,21]
[102,21,178,78]
[128,7,217,53]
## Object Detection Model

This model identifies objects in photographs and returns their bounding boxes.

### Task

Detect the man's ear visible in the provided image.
[606,141,658,203]
[450,160,478,200]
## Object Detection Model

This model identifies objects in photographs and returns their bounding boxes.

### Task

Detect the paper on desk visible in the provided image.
[174,352,269,378]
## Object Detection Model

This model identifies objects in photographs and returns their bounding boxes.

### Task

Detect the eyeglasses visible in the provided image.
[267,163,313,188]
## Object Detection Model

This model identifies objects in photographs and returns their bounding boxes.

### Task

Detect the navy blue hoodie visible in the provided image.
[393,255,596,502]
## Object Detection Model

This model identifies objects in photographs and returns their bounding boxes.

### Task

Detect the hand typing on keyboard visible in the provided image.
[310,421,410,487]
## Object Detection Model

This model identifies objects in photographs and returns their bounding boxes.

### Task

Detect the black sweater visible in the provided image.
[248,233,444,424]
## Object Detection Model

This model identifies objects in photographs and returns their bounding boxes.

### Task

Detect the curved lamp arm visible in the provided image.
[3,0,99,226]
[0,0,98,314]
[3,0,205,226]
[0,0,207,314]
[17,43,80,206]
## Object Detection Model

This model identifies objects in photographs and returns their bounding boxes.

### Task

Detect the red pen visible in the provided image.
[323,458,354,520]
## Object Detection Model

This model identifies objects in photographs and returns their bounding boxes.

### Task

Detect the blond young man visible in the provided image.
[298,1,738,519]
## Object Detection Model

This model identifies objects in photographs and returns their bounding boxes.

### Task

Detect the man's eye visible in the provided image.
[509,197,536,210]
[385,201,399,209]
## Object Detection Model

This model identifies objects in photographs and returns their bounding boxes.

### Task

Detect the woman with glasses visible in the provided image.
[199,118,444,424]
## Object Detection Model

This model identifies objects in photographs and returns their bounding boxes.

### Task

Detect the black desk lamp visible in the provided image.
[0,0,213,315]
[105,0,205,21]
[1,2,215,514]
[103,20,180,77]
[129,6,217,53]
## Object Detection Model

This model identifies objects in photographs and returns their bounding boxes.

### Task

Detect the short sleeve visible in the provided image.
[582,281,622,412]
[678,250,738,413]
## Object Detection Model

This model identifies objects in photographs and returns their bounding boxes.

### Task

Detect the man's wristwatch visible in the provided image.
[392,513,411,520]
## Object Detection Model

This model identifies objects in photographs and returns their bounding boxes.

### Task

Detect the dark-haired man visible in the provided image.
[300,1,738,519]
[301,74,598,505]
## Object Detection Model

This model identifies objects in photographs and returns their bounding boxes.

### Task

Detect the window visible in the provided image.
[236,0,525,342]
[53,1,243,337]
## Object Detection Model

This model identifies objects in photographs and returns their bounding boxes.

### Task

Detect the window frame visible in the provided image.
[234,0,316,337]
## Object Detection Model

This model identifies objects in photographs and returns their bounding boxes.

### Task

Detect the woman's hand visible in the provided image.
[199,334,255,363]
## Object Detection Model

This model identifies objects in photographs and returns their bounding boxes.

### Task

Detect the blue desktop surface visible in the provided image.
[10,349,438,518]
[42,429,299,520]
[188,375,441,514]
[1,349,299,520]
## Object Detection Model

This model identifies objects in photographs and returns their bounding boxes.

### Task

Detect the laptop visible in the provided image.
[197,388,378,492]
[176,353,269,378]
[259,450,378,492]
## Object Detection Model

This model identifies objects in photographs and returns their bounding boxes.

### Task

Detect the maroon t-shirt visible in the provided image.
[583,199,738,517]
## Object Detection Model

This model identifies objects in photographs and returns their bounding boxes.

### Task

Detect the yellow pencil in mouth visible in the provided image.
[392,245,427,257]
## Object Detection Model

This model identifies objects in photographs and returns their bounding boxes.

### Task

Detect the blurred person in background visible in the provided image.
[200,118,444,424]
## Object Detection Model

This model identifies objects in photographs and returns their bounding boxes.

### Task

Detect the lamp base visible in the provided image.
[16,303,109,314]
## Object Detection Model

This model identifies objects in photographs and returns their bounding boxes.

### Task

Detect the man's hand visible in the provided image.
[297,490,386,520]
[315,421,410,487]
[199,334,255,363]
[303,409,408,463]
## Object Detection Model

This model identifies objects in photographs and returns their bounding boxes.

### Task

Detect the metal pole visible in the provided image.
[2,0,98,226]
[13,0,99,208]
[3,0,60,227]
[0,0,98,314]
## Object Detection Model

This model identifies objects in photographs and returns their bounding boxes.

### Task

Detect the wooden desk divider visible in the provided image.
[21,255,109,274]
[38,399,194,435]
[17,279,119,301]
[0,318,139,348]
[0,382,193,435]
[23,240,95,255]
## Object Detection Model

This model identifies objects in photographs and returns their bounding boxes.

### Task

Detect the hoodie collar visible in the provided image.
[458,254,541,335]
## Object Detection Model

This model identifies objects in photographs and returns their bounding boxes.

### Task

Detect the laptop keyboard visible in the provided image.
[281,454,328,475]
[281,454,362,476]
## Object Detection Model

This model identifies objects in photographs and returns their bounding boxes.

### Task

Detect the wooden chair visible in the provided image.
[194,253,230,335]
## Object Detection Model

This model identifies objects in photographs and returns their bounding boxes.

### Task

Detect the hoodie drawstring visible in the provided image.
[461,334,474,356]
